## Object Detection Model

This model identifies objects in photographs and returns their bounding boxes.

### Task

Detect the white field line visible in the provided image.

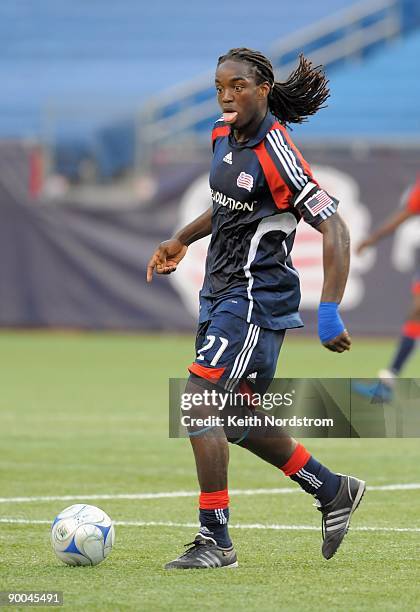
[0,518,419,533]
[0,483,419,504]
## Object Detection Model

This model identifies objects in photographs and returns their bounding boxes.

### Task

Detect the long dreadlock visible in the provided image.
[217,48,330,127]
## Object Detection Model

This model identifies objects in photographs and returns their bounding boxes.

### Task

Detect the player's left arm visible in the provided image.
[290,184,351,352]
[315,214,351,353]
[261,131,350,351]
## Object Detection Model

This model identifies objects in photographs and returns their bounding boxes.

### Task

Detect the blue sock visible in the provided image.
[199,508,231,548]
[290,456,341,505]
[390,336,416,374]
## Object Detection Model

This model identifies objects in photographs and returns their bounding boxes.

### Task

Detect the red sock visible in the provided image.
[402,321,420,339]
[280,443,311,476]
[199,489,231,547]
[280,443,340,504]
[199,489,229,509]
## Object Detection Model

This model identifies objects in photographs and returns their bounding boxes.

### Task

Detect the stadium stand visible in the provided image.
[294,30,420,140]
[0,0,358,138]
[1,0,418,180]
[140,0,420,150]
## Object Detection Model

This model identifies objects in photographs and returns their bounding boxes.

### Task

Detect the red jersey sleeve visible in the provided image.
[211,117,229,151]
[405,179,420,214]
[255,122,338,227]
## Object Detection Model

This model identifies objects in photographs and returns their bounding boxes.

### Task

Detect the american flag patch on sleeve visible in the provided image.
[304,189,335,216]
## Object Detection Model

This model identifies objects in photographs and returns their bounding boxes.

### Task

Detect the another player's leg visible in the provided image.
[354,286,420,401]
[379,286,420,387]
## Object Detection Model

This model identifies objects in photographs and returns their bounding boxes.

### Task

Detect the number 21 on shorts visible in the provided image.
[197,335,229,366]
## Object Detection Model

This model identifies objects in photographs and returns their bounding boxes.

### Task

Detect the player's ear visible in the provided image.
[257,82,271,99]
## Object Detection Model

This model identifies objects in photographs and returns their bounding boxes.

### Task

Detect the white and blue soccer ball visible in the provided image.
[51,504,115,566]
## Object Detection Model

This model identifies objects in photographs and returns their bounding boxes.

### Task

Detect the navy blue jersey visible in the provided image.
[199,111,338,331]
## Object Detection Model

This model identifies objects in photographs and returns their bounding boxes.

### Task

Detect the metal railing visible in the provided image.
[137,0,403,164]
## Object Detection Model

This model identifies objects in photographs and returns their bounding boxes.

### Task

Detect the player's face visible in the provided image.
[215,60,269,130]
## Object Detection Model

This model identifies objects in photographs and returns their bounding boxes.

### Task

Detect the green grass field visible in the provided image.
[0,332,419,611]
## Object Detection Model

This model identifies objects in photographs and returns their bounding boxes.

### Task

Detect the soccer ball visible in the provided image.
[51,504,115,566]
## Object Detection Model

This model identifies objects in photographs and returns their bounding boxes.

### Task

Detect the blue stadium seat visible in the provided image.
[0,0,358,139]
[3,1,418,178]
[294,31,420,138]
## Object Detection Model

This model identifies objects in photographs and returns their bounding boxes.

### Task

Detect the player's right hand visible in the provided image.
[146,239,188,282]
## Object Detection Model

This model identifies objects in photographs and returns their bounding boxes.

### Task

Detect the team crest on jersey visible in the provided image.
[236,171,254,192]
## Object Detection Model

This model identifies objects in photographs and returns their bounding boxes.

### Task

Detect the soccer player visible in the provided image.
[354,176,420,401]
[147,48,365,569]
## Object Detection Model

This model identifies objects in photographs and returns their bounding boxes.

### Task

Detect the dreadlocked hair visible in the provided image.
[217,47,330,127]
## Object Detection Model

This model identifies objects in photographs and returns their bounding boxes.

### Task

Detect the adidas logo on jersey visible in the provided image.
[223,152,233,165]
[246,371,257,383]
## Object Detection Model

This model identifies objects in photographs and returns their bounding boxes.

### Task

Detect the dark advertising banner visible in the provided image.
[0,143,419,333]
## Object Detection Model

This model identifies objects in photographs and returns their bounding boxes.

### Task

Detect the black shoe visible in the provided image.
[164,533,238,569]
[317,474,366,560]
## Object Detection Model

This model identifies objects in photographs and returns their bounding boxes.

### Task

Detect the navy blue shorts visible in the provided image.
[189,310,285,394]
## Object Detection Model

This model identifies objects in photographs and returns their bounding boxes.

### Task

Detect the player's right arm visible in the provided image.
[146,206,212,282]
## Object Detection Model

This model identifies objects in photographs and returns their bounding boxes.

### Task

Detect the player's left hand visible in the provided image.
[322,329,351,353]
[318,302,351,353]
